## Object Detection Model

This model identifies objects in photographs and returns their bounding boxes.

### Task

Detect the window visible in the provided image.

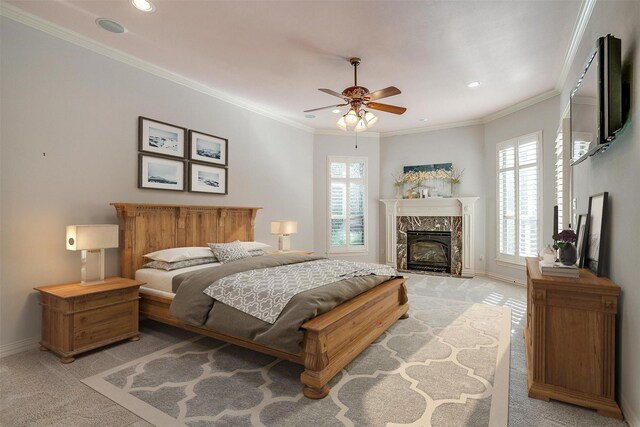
[555,118,571,232]
[496,131,542,264]
[327,156,367,253]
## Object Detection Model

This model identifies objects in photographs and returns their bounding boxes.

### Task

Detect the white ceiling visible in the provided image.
[6,0,582,133]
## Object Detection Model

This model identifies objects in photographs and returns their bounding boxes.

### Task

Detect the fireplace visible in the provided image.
[407,230,452,273]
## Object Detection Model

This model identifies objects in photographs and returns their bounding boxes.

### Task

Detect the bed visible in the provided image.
[112,202,409,398]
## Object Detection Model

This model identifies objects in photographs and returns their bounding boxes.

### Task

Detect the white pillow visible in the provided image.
[144,247,213,263]
[240,241,271,251]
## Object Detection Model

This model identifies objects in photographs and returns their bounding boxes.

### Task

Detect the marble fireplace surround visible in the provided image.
[381,198,479,277]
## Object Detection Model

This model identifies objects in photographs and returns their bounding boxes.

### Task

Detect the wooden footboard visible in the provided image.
[138,277,409,398]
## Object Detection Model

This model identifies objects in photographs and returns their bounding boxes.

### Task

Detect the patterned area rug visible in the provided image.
[83,295,510,427]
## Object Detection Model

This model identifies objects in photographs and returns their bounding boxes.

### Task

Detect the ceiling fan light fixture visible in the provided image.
[355,118,368,132]
[336,116,347,131]
[344,109,359,125]
[363,111,378,127]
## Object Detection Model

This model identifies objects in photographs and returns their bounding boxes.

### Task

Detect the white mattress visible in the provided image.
[135,262,220,295]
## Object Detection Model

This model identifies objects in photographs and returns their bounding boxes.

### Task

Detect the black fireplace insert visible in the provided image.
[407,230,451,273]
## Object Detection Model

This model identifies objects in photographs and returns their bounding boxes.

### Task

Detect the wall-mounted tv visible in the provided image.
[570,34,622,165]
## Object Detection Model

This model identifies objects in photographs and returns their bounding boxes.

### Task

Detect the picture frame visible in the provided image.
[586,192,608,276]
[189,130,228,166]
[575,214,589,268]
[189,162,228,195]
[138,154,185,191]
[138,117,186,158]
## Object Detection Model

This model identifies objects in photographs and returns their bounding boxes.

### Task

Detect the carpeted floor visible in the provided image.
[81,295,511,426]
[0,274,630,426]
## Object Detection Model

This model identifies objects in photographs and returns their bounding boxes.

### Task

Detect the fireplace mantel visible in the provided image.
[380,197,479,277]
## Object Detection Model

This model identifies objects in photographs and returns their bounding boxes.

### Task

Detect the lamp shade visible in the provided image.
[270,220,298,235]
[66,224,119,251]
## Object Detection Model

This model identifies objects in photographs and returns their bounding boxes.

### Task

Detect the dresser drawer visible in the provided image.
[72,288,138,312]
[74,315,136,350]
[74,301,135,331]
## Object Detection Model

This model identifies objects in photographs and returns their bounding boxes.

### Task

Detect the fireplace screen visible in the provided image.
[407,230,451,273]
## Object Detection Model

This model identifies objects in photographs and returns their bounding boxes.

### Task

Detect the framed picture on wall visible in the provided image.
[138,154,185,191]
[138,116,186,158]
[575,214,589,268]
[189,162,228,195]
[189,130,228,166]
[586,192,608,276]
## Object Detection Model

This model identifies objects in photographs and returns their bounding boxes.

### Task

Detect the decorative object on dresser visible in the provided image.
[138,116,186,158]
[586,192,609,276]
[575,213,589,268]
[66,224,119,285]
[34,277,143,363]
[188,162,228,194]
[271,220,298,251]
[554,229,578,266]
[188,129,228,166]
[524,257,622,419]
[538,261,579,278]
[138,154,185,191]
[111,203,409,398]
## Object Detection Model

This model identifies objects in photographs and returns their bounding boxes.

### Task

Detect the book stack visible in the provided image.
[539,261,580,278]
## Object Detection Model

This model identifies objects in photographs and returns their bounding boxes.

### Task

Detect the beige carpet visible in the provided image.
[83,296,511,427]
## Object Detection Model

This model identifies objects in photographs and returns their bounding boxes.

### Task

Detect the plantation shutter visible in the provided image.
[328,157,367,253]
[497,132,542,263]
[555,132,564,234]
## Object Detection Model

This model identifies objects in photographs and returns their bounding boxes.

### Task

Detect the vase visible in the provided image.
[450,182,459,197]
[395,186,402,199]
[559,243,577,266]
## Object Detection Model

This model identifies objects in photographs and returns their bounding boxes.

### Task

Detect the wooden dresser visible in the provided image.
[525,257,622,418]
[35,277,143,363]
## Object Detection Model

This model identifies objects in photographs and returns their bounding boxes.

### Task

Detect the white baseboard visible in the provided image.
[621,393,640,427]
[0,336,40,358]
[477,271,526,287]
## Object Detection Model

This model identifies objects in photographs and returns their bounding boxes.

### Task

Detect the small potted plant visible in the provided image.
[391,172,405,199]
[554,229,578,265]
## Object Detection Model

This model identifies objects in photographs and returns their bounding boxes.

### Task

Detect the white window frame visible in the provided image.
[556,118,571,232]
[326,156,368,254]
[496,131,543,265]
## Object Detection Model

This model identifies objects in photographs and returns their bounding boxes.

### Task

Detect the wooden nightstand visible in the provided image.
[271,250,314,255]
[34,277,143,363]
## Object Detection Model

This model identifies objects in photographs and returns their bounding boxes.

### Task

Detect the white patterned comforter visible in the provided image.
[202,259,397,324]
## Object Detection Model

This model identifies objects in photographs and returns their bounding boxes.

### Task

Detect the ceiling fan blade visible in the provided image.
[366,86,401,101]
[366,102,407,115]
[319,88,350,100]
[303,103,348,113]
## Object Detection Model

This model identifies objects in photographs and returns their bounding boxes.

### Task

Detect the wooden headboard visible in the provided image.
[112,203,262,279]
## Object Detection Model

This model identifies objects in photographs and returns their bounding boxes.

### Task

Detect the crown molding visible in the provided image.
[314,129,380,138]
[481,89,559,124]
[380,119,483,138]
[556,0,597,91]
[0,2,315,134]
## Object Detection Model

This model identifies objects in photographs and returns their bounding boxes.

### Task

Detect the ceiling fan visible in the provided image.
[304,57,407,131]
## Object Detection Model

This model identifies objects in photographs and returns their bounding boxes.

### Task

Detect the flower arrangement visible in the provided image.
[448,167,465,184]
[554,229,577,248]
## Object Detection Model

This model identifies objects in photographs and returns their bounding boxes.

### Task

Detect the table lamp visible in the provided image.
[66,224,119,285]
[270,220,298,251]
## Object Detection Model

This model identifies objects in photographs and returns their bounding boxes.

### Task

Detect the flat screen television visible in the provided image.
[570,35,622,165]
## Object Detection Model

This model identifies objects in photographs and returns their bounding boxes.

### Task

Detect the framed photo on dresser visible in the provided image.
[189,130,228,166]
[575,214,588,268]
[138,154,185,191]
[586,192,608,276]
[138,117,186,158]
[189,162,227,194]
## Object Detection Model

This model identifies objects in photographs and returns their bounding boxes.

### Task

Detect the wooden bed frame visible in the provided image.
[112,202,409,398]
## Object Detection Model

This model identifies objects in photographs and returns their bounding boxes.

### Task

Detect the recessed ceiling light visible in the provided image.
[131,0,155,12]
[305,114,316,119]
[95,18,126,34]
[419,118,428,122]
[332,109,341,114]
[467,81,481,88]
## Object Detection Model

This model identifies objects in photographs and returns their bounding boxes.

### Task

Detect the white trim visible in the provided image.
[0,2,314,134]
[326,156,369,254]
[621,393,640,427]
[482,89,559,124]
[495,259,526,270]
[484,271,527,287]
[380,119,483,138]
[0,336,40,358]
[556,0,597,91]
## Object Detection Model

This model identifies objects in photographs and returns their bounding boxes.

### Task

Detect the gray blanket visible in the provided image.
[169,254,394,354]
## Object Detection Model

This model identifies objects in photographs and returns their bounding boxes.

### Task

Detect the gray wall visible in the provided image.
[0,18,314,348]
[379,125,487,273]
[483,96,561,283]
[313,133,381,263]
[559,1,640,422]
